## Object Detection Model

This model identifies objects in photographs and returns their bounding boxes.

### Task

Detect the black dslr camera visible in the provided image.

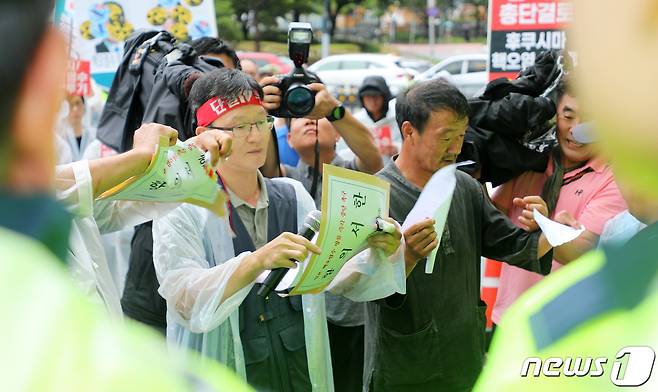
[269,22,320,118]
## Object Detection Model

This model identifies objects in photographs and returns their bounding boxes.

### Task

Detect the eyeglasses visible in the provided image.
[205,115,274,138]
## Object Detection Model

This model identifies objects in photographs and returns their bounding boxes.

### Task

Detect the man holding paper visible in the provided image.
[489,79,627,328]
[364,79,576,392]
[55,122,233,317]
[152,68,404,392]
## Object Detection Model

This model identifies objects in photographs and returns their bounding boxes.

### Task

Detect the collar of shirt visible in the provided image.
[386,155,422,193]
[546,155,609,179]
[226,171,269,210]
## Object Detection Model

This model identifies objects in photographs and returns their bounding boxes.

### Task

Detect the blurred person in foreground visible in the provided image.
[475,1,658,390]
[152,68,404,392]
[0,0,249,390]
[260,76,383,391]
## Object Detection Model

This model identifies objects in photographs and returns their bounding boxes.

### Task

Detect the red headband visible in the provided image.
[196,91,263,127]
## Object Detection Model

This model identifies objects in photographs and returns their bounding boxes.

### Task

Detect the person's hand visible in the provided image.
[248,232,321,271]
[367,217,402,257]
[403,218,438,269]
[132,122,178,152]
[131,123,178,167]
[554,210,581,229]
[307,83,341,120]
[188,129,233,167]
[513,196,549,231]
[260,76,282,112]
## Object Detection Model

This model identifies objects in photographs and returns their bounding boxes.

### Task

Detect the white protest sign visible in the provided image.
[98,137,226,216]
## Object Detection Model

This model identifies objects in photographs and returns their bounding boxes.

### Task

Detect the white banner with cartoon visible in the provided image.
[60,0,217,89]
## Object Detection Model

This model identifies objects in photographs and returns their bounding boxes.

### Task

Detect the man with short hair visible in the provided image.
[153,68,404,392]
[365,79,570,391]
[490,80,627,327]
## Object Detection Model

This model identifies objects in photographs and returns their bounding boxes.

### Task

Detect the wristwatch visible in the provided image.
[326,103,346,122]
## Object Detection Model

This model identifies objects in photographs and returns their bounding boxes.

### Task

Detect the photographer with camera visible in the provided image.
[259,23,384,392]
[260,23,383,204]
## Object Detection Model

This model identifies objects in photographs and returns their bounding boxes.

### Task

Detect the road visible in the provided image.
[391,43,487,61]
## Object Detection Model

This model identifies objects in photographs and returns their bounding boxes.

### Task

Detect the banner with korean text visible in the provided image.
[488,0,573,81]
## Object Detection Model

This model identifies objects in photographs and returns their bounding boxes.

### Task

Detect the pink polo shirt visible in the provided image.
[491,157,627,324]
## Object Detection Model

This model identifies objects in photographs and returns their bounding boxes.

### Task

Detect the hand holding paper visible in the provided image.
[533,208,585,247]
[402,218,438,275]
[98,136,227,217]
[513,196,549,231]
[401,163,457,273]
[288,165,391,295]
[187,129,234,167]
[367,217,402,257]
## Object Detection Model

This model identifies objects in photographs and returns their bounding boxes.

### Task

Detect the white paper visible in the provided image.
[401,164,457,274]
[533,209,585,247]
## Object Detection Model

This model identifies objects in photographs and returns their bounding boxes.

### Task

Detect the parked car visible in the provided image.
[416,53,488,97]
[308,54,418,96]
[398,59,432,73]
[237,52,293,74]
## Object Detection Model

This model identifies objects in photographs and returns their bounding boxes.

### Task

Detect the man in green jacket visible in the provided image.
[0,1,249,390]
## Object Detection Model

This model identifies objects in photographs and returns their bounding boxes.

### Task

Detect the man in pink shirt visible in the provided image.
[491,80,628,326]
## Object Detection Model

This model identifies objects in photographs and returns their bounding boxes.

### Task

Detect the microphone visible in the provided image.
[257,210,322,297]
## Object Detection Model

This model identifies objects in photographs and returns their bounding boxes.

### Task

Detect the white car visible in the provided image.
[416,53,488,97]
[308,54,418,97]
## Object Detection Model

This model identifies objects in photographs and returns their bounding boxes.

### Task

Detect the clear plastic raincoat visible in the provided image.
[153,177,406,391]
[55,160,176,317]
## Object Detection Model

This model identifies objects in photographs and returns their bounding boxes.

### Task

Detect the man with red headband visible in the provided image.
[152,68,406,391]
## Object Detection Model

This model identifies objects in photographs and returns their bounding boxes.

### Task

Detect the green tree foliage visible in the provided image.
[215,0,317,48]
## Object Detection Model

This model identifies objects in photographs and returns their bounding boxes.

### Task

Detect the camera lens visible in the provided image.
[285,85,314,117]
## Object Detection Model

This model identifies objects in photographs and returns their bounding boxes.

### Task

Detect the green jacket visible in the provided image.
[0,227,252,392]
[475,224,658,391]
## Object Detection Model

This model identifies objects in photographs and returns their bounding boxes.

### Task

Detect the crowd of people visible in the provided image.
[2,0,657,391]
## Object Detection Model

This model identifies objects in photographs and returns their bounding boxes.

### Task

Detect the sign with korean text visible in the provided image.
[488,0,573,80]
[98,136,227,217]
[66,59,92,96]
[289,165,390,295]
